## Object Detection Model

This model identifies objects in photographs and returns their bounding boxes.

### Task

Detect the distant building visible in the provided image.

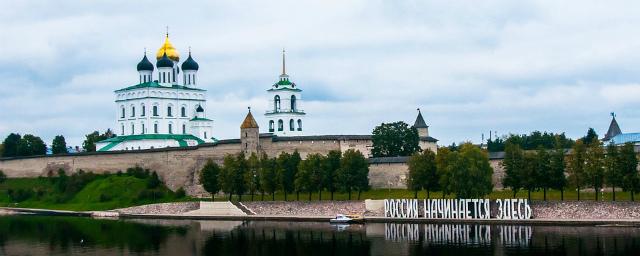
[602,113,640,145]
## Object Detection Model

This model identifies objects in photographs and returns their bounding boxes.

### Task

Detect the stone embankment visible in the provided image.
[532,201,640,219]
[242,201,366,216]
[116,202,199,215]
[106,200,640,220]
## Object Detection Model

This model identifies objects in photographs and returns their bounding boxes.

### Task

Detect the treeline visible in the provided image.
[502,137,639,201]
[487,131,575,152]
[406,143,494,199]
[199,149,370,201]
[1,129,116,157]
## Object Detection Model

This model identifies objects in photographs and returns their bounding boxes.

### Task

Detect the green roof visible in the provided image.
[96,134,205,151]
[190,117,213,122]
[115,81,206,92]
[267,87,302,92]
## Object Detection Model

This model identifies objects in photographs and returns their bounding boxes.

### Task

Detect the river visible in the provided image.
[0,215,639,255]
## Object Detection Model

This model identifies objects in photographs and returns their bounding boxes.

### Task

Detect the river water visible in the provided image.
[0,215,639,255]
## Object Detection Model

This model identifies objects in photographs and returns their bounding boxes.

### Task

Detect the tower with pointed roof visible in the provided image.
[241,107,260,155]
[95,32,213,151]
[413,108,429,137]
[603,112,622,142]
[265,50,306,136]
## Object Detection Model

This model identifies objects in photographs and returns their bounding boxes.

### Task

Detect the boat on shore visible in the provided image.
[330,214,364,224]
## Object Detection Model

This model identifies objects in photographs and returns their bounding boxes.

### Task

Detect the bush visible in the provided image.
[147,171,161,189]
[175,187,186,198]
[126,166,149,179]
[8,188,33,202]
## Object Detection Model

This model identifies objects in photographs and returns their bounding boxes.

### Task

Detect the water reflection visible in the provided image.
[1,216,640,255]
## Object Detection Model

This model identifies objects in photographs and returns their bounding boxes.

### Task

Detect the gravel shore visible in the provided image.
[116,202,199,215]
[243,201,366,216]
[532,201,640,219]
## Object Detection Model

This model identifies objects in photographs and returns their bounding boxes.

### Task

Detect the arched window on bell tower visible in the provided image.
[274,95,281,112]
[291,95,296,111]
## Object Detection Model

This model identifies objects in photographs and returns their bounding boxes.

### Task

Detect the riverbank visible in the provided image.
[4,200,640,226]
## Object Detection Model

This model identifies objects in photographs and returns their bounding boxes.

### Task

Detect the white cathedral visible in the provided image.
[96,35,306,151]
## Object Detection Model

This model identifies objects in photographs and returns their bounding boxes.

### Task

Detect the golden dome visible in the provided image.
[156,36,180,62]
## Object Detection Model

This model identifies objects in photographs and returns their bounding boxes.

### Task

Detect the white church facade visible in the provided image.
[96,35,214,151]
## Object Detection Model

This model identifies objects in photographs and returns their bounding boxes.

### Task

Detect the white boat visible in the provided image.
[329,214,364,224]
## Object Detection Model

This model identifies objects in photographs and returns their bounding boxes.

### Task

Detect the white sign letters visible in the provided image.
[383,199,532,220]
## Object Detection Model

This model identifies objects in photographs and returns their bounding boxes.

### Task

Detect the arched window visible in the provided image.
[204,132,207,139]
[120,106,125,118]
[141,105,146,116]
[131,123,135,135]
[291,95,296,111]
[278,119,284,131]
[297,119,302,131]
[167,106,173,117]
[153,105,159,116]
[154,123,158,133]
[181,107,186,117]
[289,119,295,131]
[182,124,186,134]
[121,124,125,135]
[141,122,145,134]
[131,106,136,117]
[274,95,281,112]
[269,120,274,132]
[168,123,173,134]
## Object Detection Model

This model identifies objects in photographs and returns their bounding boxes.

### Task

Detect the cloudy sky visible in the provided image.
[2,1,640,147]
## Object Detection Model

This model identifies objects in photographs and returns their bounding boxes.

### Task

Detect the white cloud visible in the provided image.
[1,1,640,147]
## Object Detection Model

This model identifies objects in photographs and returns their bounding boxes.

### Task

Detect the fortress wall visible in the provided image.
[260,138,341,158]
[369,162,408,189]
[0,140,508,196]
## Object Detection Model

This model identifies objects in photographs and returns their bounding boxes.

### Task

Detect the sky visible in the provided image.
[2,1,640,147]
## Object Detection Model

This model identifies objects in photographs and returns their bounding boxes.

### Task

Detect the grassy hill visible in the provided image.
[0,168,190,211]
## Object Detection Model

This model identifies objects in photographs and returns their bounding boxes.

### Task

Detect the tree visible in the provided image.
[82,130,115,152]
[16,134,47,156]
[245,153,261,201]
[581,128,598,146]
[233,153,248,201]
[51,135,68,154]
[436,147,454,198]
[0,143,4,157]
[323,150,341,200]
[502,142,525,198]
[567,140,587,200]
[259,153,278,200]
[220,154,237,200]
[584,140,605,201]
[407,149,438,199]
[520,153,539,201]
[534,147,552,201]
[276,151,301,201]
[1,133,21,157]
[199,159,221,200]
[619,142,639,201]
[549,140,567,200]
[605,143,622,201]
[444,143,493,198]
[0,170,6,184]
[296,153,324,200]
[371,121,420,157]
[336,149,369,200]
